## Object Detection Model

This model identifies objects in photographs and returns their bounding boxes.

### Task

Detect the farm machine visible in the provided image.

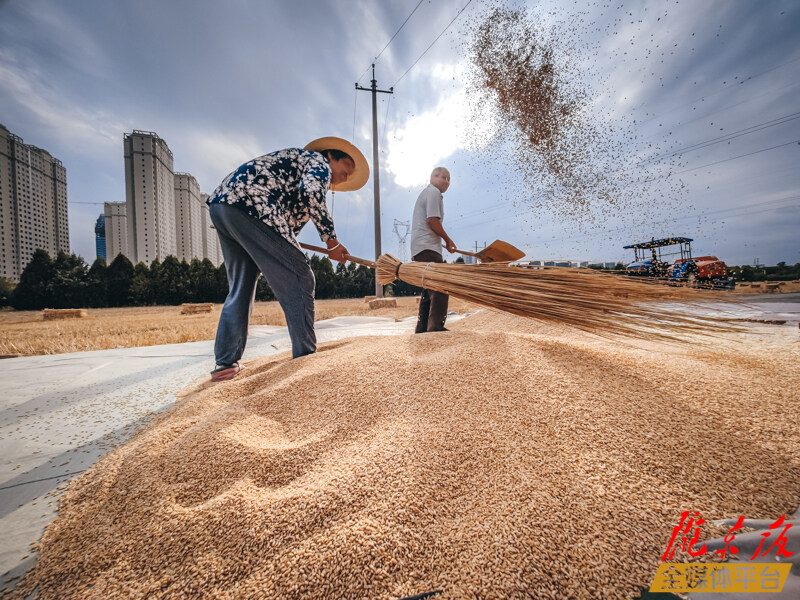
[623,237,735,289]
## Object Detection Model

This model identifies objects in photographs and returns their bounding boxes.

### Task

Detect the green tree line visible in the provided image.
[3,250,420,310]
[726,262,800,282]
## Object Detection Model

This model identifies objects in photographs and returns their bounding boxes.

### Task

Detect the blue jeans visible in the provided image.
[209,203,316,364]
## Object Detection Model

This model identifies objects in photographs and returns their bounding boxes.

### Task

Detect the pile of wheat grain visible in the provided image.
[11,312,799,599]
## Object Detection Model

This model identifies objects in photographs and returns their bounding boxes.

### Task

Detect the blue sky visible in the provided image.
[1,0,798,267]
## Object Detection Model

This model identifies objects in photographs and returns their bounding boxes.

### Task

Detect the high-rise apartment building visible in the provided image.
[0,124,69,280]
[124,130,176,264]
[104,201,129,262]
[95,214,106,261]
[200,193,222,267]
[174,173,204,263]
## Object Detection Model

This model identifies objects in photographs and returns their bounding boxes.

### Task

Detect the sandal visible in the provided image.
[211,362,242,382]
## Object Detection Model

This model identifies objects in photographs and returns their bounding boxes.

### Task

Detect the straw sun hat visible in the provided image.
[304,137,369,192]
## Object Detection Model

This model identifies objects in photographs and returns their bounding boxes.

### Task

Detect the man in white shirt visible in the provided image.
[409,167,456,333]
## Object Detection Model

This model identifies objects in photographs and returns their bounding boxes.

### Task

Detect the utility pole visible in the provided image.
[356,65,393,298]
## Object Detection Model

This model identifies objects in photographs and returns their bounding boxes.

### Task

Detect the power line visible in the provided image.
[673,139,800,175]
[393,0,474,88]
[456,192,800,236]
[603,136,799,188]
[625,90,800,166]
[449,198,518,224]
[645,111,800,164]
[356,0,425,84]
[619,56,800,164]
[374,0,424,64]
[556,196,800,245]
[632,54,800,128]
[449,135,799,229]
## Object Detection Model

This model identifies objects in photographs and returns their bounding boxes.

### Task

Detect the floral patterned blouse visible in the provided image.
[206,148,336,251]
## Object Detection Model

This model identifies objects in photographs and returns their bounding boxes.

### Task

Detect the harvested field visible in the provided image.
[732,280,800,294]
[0,297,477,357]
[11,311,800,599]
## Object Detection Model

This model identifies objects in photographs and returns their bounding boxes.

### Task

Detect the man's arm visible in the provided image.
[427,217,456,253]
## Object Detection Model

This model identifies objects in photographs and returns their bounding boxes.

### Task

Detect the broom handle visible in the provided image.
[299,243,376,269]
[446,245,480,258]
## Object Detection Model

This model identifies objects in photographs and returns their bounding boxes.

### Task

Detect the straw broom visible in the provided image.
[375,255,738,341]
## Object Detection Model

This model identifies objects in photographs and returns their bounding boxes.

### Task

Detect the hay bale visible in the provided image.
[363,295,376,302]
[368,298,396,309]
[42,308,87,320]
[180,303,214,315]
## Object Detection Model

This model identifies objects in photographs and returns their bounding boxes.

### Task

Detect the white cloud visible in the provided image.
[174,130,263,192]
[383,78,495,188]
[0,50,122,158]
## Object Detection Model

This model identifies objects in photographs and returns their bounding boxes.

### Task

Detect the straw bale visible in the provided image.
[12,311,800,600]
[368,298,397,309]
[180,303,214,315]
[364,295,376,302]
[42,308,87,320]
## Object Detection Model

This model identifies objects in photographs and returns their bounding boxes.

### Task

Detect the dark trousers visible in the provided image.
[210,203,316,364]
[413,249,449,333]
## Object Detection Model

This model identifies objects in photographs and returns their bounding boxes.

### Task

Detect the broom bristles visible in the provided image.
[376,254,738,341]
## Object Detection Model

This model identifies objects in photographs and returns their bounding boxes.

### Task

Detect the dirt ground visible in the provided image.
[0,297,479,357]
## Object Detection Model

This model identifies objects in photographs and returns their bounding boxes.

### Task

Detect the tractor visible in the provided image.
[624,237,735,289]
[623,237,692,278]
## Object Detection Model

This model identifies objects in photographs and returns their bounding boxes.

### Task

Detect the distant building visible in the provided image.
[0,123,69,280]
[124,130,176,264]
[95,214,106,261]
[200,193,222,266]
[174,173,203,262]
[104,202,129,263]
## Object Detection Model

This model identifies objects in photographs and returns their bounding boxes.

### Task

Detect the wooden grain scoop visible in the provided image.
[451,240,525,262]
